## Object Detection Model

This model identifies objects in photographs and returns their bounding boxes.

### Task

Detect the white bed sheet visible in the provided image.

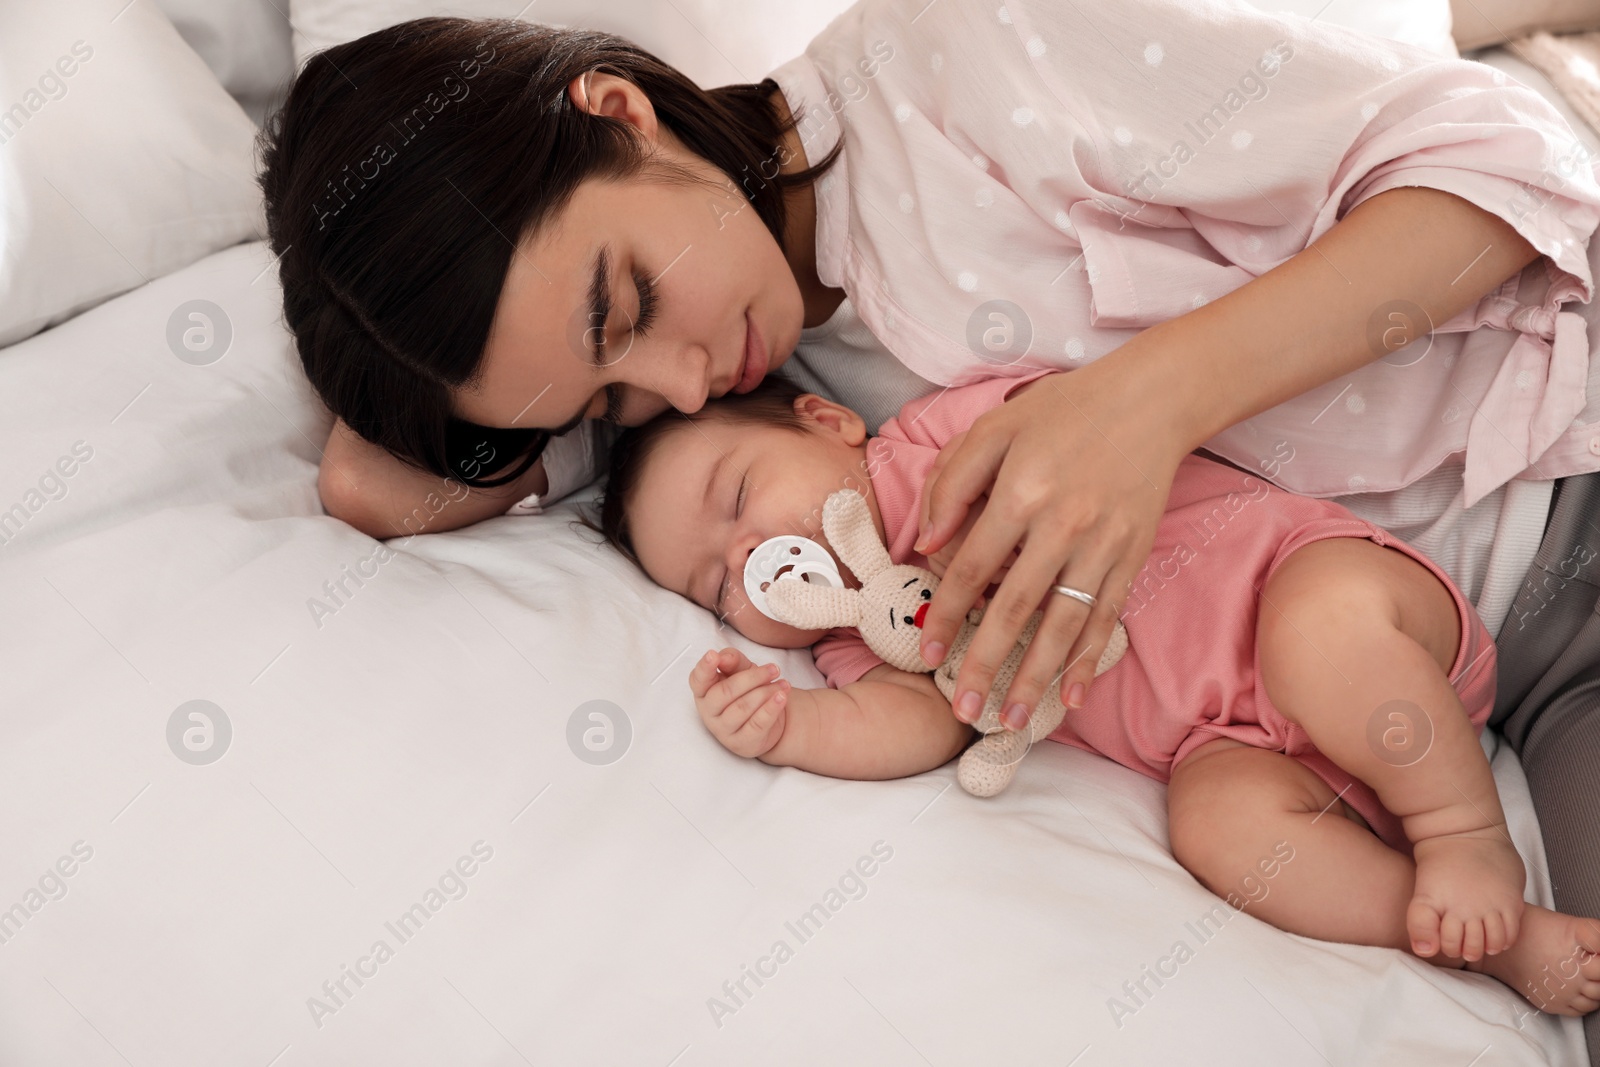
[0,231,1586,1065]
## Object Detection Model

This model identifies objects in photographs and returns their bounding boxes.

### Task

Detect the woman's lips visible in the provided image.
[734,310,768,394]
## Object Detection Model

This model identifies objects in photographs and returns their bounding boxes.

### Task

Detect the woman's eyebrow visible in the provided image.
[584,242,613,370]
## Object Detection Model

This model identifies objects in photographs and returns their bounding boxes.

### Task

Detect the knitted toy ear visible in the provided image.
[766,579,863,630]
[821,490,892,584]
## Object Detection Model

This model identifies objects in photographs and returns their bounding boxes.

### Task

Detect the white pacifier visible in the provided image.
[743,535,845,621]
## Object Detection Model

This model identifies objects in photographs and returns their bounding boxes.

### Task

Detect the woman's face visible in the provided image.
[454,73,809,434]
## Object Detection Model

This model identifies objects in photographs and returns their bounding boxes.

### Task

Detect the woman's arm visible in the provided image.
[762,664,975,780]
[318,417,549,539]
[916,185,1540,728]
[1143,185,1540,450]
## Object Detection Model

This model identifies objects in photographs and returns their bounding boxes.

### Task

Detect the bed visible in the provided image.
[2,0,1597,1063]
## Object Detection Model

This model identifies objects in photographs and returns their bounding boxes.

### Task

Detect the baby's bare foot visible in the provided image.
[1408,826,1526,961]
[1467,906,1600,1015]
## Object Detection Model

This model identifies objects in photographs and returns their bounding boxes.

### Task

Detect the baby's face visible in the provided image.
[627,395,884,647]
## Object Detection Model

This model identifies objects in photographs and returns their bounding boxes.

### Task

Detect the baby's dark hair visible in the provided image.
[590,375,815,566]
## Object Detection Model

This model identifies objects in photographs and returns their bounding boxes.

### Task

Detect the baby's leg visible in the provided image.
[1169,737,1417,945]
[1255,536,1522,960]
[1169,740,1600,1015]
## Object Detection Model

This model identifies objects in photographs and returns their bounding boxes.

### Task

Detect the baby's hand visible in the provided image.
[689,648,791,759]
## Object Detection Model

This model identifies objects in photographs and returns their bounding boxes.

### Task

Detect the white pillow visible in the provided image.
[1244,0,1458,57]
[0,0,267,348]
[156,0,295,100]
[291,0,1456,86]
[289,0,859,88]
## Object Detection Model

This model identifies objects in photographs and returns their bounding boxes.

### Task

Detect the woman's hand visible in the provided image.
[923,501,1016,606]
[917,432,1017,600]
[913,362,1188,731]
[911,186,1545,733]
[319,417,549,539]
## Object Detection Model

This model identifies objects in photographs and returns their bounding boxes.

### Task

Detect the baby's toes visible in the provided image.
[1461,919,1485,963]
[1407,898,1444,956]
[1564,919,1600,1007]
[1504,905,1524,950]
[1579,921,1600,983]
[1482,911,1506,956]
[1438,912,1466,960]
[1575,982,1600,1020]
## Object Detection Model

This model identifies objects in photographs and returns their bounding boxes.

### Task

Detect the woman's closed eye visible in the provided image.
[632,265,659,335]
[595,267,659,426]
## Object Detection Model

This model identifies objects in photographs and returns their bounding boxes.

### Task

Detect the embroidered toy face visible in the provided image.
[763,490,946,675]
[888,577,936,633]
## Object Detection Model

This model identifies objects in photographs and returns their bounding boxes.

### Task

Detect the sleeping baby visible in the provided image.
[591,370,1600,1017]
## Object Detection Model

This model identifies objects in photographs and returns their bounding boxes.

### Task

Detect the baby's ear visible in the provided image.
[795,394,866,446]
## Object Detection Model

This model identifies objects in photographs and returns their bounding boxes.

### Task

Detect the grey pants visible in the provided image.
[1490,468,1600,1059]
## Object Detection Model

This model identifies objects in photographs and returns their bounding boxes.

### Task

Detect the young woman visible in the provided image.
[257,1,1600,1047]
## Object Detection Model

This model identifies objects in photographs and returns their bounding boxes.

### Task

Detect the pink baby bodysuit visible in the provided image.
[814,374,1498,854]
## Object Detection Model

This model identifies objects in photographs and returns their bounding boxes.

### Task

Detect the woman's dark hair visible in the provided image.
[257,16,842,488]
[590,374,811,566]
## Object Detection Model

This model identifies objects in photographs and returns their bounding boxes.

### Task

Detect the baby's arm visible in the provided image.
[773,664,975,780]
[690,649,974,781]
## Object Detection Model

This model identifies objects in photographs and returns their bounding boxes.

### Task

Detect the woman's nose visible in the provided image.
[653,345,712,414]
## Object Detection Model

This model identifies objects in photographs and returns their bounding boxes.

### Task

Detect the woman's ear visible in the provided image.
[569,72,659,142]
[794,394,867,446]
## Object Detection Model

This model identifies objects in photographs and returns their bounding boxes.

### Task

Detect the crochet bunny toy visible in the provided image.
[764,488,1129,797]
